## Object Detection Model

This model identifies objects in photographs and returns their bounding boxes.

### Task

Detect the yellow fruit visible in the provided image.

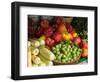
[68,33,73,40]
[63,33,70,40]
[83,48,88,54]
[73,33,78,38]
[57,24,67,33]
[81,48,88,58]
[40,35,45,40]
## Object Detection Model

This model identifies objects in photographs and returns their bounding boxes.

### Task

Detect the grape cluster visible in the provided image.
[52,41,82,63]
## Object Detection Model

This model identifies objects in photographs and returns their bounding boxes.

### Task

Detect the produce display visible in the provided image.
[28,16,88,67]
[28,39,55,67]
[52,41,82,64]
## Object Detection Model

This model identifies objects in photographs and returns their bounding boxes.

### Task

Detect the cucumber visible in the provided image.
[39,47,55,60]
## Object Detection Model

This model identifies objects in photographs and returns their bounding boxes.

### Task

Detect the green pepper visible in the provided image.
[79,58,87,62]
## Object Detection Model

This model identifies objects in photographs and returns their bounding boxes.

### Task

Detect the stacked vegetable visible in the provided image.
[28,39,55,67]
[52,41,82,64]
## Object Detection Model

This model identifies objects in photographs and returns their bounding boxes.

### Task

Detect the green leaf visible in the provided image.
[79,58,87,63]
